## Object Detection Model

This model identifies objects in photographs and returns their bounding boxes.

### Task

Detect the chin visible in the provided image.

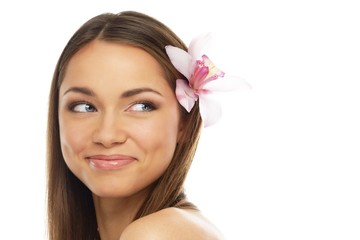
[88,182,148,200]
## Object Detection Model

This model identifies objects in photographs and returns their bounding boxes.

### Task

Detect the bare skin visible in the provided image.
[121,207,224,240]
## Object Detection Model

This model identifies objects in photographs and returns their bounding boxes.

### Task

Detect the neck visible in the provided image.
[93,189,148,240]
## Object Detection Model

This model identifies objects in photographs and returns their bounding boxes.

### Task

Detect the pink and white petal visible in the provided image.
[188,33,212,60]
[204,76,252,92]
[165,46,193,79]
[199,94,222,127]
[176,79,197,112]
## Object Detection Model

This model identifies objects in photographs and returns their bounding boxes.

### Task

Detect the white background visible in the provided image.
[0,0,359,239]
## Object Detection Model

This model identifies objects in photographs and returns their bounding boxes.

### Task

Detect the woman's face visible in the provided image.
[58,40,182,198]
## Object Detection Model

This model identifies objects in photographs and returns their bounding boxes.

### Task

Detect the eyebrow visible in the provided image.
[63,87,95,96]
[121,87,163,98]
[63,86,163,98]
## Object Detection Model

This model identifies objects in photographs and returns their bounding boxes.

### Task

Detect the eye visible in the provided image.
[127,102,156,112]
[69,102,97,113]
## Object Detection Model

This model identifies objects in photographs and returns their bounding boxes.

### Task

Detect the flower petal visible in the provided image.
[176,79,197,112]
[188,33,212,60]
[204,76,252,92]
[199,94,222,127]
[165,45,193,80]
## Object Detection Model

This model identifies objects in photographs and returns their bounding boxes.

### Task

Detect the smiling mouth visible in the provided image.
[86,155,136,170]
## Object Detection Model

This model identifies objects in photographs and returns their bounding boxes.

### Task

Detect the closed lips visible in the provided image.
[86,155,136,170]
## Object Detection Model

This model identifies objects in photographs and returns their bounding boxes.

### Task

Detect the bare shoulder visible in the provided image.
[120,208,224,240]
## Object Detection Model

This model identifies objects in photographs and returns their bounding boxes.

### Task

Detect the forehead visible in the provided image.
[60,40,171,93]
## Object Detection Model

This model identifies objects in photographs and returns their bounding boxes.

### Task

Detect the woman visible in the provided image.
[47,10,225,239]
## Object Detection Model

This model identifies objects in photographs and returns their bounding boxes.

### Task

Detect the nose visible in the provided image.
[92,112,127,148]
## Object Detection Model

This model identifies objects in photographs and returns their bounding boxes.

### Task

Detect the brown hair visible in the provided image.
[47,11,202,240]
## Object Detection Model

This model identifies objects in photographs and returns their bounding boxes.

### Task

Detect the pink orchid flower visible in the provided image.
[165,33,250,127]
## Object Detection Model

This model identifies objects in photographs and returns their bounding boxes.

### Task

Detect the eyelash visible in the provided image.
[67,101,157,113]
[68,101,97,113]
[127,101,157,112]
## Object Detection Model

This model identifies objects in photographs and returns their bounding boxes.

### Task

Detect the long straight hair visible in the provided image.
[47,11,202,240]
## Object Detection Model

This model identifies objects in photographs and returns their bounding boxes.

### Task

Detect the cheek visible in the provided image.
[59,116,91,161]
[137,114,180,162]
